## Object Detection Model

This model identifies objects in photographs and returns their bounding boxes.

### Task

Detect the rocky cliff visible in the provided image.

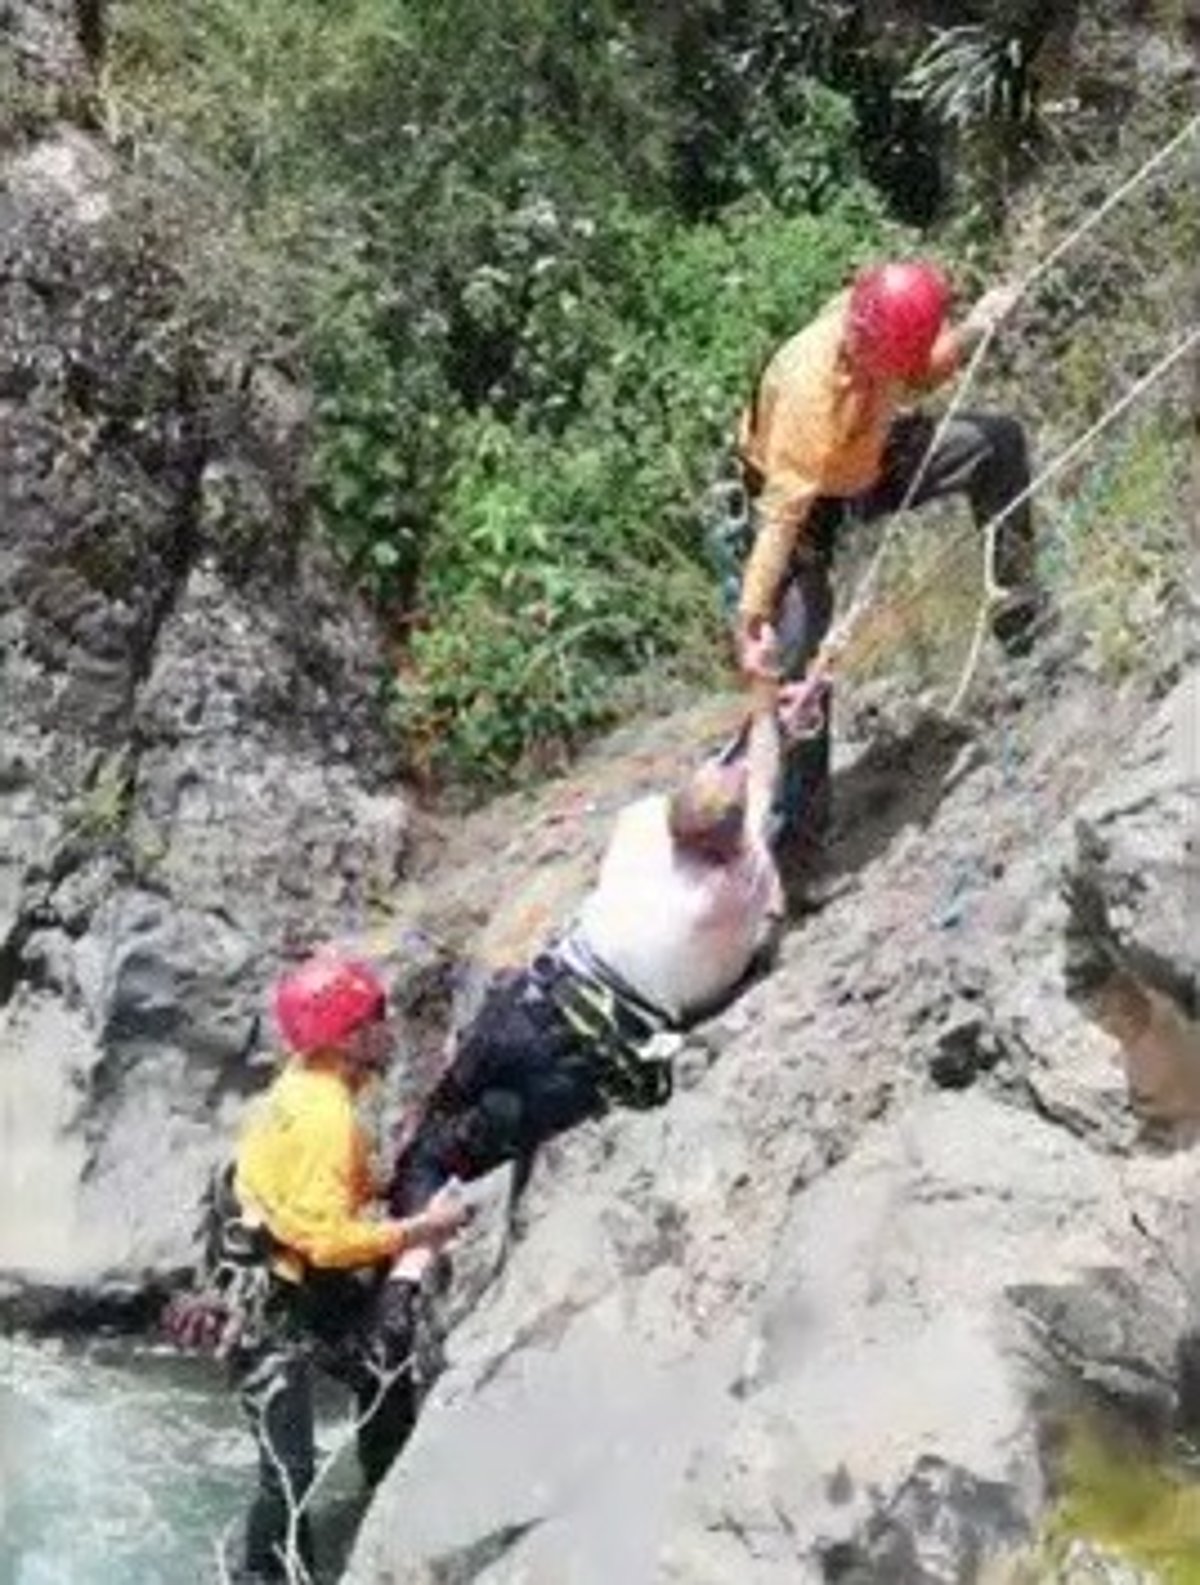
[345,642,1199,1584]
[0,0,408,1306]
[2,5,1197,1579]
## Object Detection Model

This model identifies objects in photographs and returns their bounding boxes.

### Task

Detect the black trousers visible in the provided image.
[389,961,609,1216]
[754,409,1035,842]
[235,1273,416,1580]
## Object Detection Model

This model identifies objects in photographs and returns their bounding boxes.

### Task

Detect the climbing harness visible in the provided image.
[550,932,678,1110]
[164,1163,278,1360]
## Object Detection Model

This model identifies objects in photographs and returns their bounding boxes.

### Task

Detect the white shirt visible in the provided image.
[575,793,779,1024]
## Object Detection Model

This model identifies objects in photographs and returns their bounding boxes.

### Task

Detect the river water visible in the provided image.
[1,1338,363,1584]
[7,1335,1197,1582]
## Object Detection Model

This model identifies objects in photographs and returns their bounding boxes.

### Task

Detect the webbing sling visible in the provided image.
[548,934,676,1111]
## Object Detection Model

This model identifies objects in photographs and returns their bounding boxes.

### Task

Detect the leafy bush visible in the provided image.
[107,0,912,782]
[390,194,898,782]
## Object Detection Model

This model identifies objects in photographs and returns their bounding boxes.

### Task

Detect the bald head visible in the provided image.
[667,759,748,861]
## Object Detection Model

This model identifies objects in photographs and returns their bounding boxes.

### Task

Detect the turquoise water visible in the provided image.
[2,1338,372,1584]
[2,1338,252,1584]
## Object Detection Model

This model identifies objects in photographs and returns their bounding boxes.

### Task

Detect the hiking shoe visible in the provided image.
[990,586,1047,657]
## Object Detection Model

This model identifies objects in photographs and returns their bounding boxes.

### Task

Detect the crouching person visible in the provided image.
[385,689,818,1299]
[218,950,467,1583]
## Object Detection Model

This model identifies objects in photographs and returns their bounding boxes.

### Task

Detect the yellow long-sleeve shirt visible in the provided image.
[737,292,960,624]
[234,1058,403,1272]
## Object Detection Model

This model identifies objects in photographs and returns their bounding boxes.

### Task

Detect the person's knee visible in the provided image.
[394,1088,524,1211]
[980,412,1030,471]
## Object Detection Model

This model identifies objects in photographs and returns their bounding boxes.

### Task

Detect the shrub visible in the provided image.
[107,0,911,782]
[390,191,899,782]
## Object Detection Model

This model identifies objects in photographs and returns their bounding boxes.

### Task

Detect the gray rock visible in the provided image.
[0,95,408,1304]
[346,663,1199,1585]
[0,0,88,93]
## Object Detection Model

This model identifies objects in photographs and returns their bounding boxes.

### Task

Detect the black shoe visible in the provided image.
[990,587,1046,657]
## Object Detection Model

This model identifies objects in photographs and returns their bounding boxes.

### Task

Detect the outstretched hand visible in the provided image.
[420,1182,473,1244]
[738,620,782,684]
[777,674,829,742]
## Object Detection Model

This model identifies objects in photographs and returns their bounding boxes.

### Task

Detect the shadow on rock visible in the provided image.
[424,1519,543,1584]
[819,1456,1030,1584]
[819,711,973,892]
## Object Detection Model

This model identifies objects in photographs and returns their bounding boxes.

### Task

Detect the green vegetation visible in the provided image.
[105,0,908,782]
[68,750,134,844]
[1054,416,1191,678]
[1015,1416,1200,1583]
[104,1,1196,782]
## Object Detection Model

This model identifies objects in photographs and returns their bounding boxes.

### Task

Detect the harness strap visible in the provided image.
[540,935,676,1111]
[557,930,672,1029]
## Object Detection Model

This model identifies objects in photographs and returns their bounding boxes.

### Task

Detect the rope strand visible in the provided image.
[944,322,1200,713]
[812,323,1198,689]
[828,112,1200,673]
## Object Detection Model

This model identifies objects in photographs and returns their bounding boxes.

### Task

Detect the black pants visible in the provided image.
[755,409,1035,842]
[235,1273,416,1581]
[389,961,609,1216]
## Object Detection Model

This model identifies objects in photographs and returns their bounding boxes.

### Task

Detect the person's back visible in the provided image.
[576,788,777,1024]
[235,1056,385,1274]
[739,294,900,510]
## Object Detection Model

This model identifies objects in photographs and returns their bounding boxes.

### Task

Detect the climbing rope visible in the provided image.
[822,111,1200,686]
[945,321,1200,714]
[343,122,1199,990]
[805,314,1197,698]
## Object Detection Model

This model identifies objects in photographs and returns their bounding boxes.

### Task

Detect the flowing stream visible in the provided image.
[1,1337,364,1584]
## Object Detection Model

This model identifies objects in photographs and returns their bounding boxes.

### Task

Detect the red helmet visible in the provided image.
[273,951,387,1054]
[847,260,950,380]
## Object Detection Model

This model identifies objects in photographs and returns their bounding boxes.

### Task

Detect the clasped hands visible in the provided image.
[738,619,828,740]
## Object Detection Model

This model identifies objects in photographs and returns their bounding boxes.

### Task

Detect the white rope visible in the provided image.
[1014,111,1200,299]
[825,111,1200,669]
[945,321,1200,714]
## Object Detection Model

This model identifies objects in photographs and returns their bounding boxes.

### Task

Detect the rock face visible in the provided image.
[3,8,1197,1574]
[0,10,407,1294]
[346,656,1198,1584]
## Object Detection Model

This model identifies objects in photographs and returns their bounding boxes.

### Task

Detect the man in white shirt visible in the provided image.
[387,681,820,1222]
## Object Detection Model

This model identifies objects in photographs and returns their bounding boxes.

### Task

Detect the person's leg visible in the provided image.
[310,1276,422,1491]
[238,1344,317,1581]
[381,970,604,1380]
[348,1332,419,1490]
[388,967,603,1216]
[861,411,1040,652]
[771,502,839,851]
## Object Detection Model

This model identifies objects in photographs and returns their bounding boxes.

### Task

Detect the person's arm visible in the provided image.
[242,1109,463,1271]
[744,696,782,853]
[743,698,786,931]
[737,470,820,675]
[926,282,1021,384]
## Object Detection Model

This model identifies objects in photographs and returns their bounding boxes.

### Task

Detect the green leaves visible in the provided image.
[388,187,895,784]
[109,0,903,786]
